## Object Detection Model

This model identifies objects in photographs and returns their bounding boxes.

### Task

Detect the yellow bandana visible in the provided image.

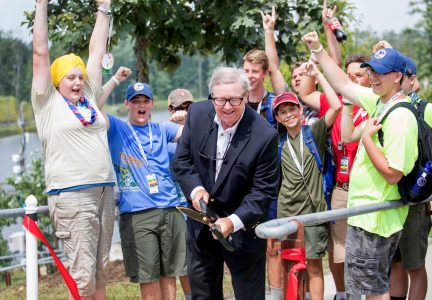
[50,53,86,87]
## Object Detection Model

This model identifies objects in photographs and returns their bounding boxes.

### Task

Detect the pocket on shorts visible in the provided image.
[346,253,378,290]
[52,195,80,240]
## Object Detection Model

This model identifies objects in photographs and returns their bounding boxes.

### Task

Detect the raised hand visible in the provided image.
[299,61,320,78]
[113,66,132,83]
[372,40,393,54]
[322,0,337,26]
[261,6,276,32]
[302,31,322,52]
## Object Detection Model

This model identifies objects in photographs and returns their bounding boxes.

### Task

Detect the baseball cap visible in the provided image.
[168,89,194,108]
[360,48,406,74]
[273,92,301,113]
[404,56,417,76]
[125,82,153,101]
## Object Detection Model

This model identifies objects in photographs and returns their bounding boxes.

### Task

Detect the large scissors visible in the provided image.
[177,199,234,252]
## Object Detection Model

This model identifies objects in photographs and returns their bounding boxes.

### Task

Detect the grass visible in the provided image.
[0,261,236,299]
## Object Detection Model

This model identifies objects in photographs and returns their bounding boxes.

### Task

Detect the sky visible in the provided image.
[0,0,422,43]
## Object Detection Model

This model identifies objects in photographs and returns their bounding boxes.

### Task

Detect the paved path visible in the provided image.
[263,239,432,300]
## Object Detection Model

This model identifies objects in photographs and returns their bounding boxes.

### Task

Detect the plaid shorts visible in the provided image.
[345,225,401,295]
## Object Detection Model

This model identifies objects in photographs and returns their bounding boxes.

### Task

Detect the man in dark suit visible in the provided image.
[172,67,280,300]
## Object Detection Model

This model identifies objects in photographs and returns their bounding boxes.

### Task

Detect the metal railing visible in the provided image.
[256,196,432,239]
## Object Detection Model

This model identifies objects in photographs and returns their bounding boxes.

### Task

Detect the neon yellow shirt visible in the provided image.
[347,86,418,237]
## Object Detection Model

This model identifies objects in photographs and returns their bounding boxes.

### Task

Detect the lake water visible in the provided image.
[0,110,170,183]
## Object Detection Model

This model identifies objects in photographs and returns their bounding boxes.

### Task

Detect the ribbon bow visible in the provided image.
[281,247,307,300]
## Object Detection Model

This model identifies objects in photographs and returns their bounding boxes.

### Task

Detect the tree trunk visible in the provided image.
[134,34,149,83]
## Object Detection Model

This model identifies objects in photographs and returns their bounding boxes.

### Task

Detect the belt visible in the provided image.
[336,181,349,191]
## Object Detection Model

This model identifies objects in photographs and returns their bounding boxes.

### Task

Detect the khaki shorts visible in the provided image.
[304,223,328,259]
[48,186,115,296]
[398,204,432,270]
[328,187,348,263]
[119,207,187,283]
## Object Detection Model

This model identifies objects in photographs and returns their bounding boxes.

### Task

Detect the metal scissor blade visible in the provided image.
[176,206,210,225]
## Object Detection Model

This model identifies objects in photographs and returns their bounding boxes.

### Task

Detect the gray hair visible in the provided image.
[208,67,251,94]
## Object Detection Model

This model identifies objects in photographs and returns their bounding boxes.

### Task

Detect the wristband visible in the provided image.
[310,44,323,54]
[111,76,120,86]
[342,97,353,105]
[98,7,112,17]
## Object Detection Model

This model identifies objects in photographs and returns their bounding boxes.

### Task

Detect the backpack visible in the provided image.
[278,125,336,210]
[378,101,432,203]
[261,92,276,128]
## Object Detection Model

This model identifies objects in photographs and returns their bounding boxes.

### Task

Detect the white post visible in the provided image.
[24,195,38,300]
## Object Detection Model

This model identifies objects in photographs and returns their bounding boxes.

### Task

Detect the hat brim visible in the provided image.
[360,61,393,74]
[273,99,301,113]
[127,92,153,101]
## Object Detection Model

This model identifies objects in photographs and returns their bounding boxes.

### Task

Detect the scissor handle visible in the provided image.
[211,224,235,252]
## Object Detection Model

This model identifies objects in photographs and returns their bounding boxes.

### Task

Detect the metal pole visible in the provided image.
[256,196,432,240]
[24,195,38,300]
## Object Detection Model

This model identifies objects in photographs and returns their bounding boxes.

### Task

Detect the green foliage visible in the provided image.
[0,32,32,102]
[24,0,349,83]
[0,96,18,123]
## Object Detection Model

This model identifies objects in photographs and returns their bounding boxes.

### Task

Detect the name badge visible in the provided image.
[146,173,159,194]
[340,156,349,174]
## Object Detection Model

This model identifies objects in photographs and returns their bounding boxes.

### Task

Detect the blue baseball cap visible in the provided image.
[404,56,417,76]
[125,82,153,101]
[360,48,406,74]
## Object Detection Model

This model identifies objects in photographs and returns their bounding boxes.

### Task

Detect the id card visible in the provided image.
[340,156,349,174]
[146,173,159,194]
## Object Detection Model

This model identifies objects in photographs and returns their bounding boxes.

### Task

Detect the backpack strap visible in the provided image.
[302,126,333,211]
[418,99,428,120]
[302,125,323,172]
[261,92,276,127]
[378,102,417,146]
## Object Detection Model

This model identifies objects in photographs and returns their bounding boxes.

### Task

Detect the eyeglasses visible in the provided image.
[211,94,245,107]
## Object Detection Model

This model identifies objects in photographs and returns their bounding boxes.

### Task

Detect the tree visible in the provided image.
[24,0,350,83]
[0,31,32,102]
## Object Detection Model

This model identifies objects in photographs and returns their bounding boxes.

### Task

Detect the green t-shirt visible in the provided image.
[278,117,328,219]
[423,102,432,127]
[348,86,418,237]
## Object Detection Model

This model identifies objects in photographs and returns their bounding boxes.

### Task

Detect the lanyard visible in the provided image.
[127,121,153,166]
[376,91,403,117]
[251,91,268,113]
[287,130,304,177]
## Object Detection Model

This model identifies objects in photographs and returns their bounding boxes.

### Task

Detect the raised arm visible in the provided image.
[299,61,341,127]
[303,31,362,107]
[261,6,287,94]
[340,100,363,143]
[298,64,321,112]
[86,0,112,85]
[322,0,342,68]
[32,0,51,94]
[99,66,131,109]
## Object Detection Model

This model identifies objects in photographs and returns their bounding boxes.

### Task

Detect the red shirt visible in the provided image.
[319,93,369,184]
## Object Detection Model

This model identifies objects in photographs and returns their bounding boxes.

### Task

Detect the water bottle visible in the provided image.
[409,161,432,199]
[327,16,347,43]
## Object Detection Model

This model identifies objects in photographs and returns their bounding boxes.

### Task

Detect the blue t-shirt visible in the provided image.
[107,114,180,213]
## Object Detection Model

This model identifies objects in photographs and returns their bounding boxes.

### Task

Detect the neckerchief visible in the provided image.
[64,96,98,126]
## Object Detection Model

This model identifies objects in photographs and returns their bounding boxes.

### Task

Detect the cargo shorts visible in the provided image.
[48,186,115,296]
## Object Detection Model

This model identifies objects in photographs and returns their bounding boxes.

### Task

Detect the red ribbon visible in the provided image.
[281,247,307,300]
[23,215,81,300]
